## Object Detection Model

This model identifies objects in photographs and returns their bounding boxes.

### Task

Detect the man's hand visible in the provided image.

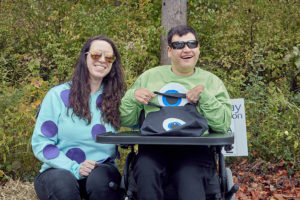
[186,85,205,104]
[134,88,155,105]
[79,160,98,177]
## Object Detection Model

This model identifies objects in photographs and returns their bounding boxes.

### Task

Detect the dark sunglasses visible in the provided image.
[169,40,199,50]
[86,50,115,63]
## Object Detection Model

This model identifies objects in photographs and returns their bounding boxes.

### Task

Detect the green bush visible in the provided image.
[188,0,300,168]
[0,0,299,180]
[0,0,162,180]
[0,78,50,180]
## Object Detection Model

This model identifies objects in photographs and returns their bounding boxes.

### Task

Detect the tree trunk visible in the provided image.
[160,0,187,65]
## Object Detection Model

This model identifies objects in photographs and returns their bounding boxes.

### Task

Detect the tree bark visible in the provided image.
[160,0,187,65]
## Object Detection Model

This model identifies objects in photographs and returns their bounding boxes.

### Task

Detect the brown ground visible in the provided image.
[0,179,38,200]
[230,158,300,200]
[0,159,299,200]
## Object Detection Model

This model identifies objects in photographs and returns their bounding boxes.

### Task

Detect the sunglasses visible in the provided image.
[86,50,115,63]
[169,40,199,50]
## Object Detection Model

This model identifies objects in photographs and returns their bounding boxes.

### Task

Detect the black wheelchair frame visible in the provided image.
[96,131,239,200]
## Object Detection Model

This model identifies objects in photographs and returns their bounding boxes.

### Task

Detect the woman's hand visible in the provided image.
[79,160,98,177]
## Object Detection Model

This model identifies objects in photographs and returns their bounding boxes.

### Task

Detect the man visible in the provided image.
[120,25,231,200]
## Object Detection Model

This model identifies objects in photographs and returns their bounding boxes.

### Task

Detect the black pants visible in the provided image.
[34,163,121,200]
[133,145,216,200]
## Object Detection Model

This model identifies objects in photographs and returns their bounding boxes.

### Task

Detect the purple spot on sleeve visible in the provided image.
[60,89,70,107]
[91,124,106,140]
[66,148,86,164]
[41,121,58,137]
[96,94,103,109]
[43,144,60,159]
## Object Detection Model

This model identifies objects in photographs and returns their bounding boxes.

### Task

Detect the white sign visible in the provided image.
[223,98,248,156]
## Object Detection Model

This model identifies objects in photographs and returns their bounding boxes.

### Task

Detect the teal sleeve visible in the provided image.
[120,79,144,127]
[31,89,83,180]
[198,82,231,133]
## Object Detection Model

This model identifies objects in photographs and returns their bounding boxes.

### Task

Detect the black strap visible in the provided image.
[150,91,199,106]
[153,91,186,98]
[147,91,186,108]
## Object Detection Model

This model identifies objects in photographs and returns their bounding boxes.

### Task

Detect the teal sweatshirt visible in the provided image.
[31,83,117,180]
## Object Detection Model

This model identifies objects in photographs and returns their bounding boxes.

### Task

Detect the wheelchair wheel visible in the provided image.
[225,168,235,200]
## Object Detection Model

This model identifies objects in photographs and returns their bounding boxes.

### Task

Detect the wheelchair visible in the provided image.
[96,130,239,200]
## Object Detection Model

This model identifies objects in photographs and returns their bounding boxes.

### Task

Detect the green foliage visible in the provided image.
[0,0,161,87]
[0,78,50,181]
[0,0,299,180]
[188,0,300,168]
[0,0,162,180]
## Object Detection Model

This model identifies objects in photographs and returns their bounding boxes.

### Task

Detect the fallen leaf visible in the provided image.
[250,182,258,188]
[240,159,248,165]
[295,187,300,197]
[243,176,250,183]
[239,171,246,176]
[250,191,259,200]
[278,169,288,176]
[278,161,285,167]
[273,193,285,200]
[270,185,277,192]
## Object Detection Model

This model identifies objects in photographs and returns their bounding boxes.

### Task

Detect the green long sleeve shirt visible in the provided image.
[120,65,231,133]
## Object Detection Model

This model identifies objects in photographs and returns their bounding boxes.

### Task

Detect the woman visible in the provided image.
[32,35,126,200]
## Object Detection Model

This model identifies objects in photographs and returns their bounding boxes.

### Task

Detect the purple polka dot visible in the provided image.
[96,94,103,108]
[91,124,106,140]
[41,120,58,137]
[66,148,86,164]
[60,89,70,107]
[43,144,60,159]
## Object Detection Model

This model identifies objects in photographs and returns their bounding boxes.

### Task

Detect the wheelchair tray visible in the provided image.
[96,131,234,146]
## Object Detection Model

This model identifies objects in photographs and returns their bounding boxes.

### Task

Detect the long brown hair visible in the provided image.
[68,35,126,130]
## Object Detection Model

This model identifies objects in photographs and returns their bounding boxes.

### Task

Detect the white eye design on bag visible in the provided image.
[158,83,188,106]
[162,118,186,131]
